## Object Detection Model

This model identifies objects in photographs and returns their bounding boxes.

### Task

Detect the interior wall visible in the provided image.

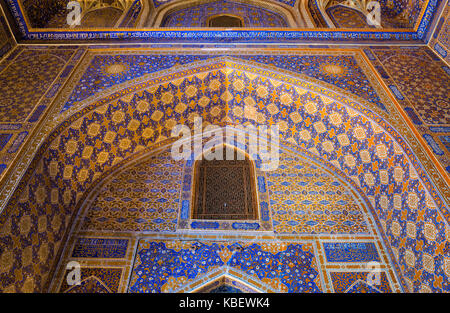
[326,5,373,28]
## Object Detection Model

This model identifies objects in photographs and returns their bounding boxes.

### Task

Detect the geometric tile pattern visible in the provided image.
[63,54,213,111]
[0,49,72,122]
[268,152,370,234]
[0,59,447,293]
[119,0,142,28]
[0,133,12,151]
[369,46,450,174]
[0,46,80,183]
[235,54,387,112]
[128,240,322,293]
[80,152,183,232]
[161,0,288,27]
[372,47,449,126]
[330,271,393,293]
[152,0,297,9]
[326,5,373,28]
[429,2,450,64]
[0,11,14,59]
[63,52,386,113]
[71,238,129,258]
[4,0,441,41]
[17,0,67,28]
[377,0,418,28]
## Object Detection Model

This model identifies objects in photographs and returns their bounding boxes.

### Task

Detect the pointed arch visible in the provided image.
[0,58,448,293]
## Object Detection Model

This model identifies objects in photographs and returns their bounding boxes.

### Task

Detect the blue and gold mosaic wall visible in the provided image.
[128,240,323,293]
[0,46,81,181]
[81,151,183,232]
[0,7,14,59]
[365,46,450,174]
[326,5,373,28]
[161,0,288,27]
[0,47,448,293]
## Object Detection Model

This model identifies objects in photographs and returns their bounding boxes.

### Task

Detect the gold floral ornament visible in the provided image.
[321,64,347,77]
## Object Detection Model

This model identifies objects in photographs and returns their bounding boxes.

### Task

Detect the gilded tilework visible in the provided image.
[19,0,67,28]
[4,0,442,41]
[62,52,386,114]
[161,0,288,27]
[62,54,213,111]
[372,47,449,126]
[0,157,71,292]
[50,145,401,293]
[308,0,328,27]
[0,49,71,122]
[326,5,373,28]
[0,47,80,180]
[152,0,297,9]
[267,152,370,234]
[128,240,322,293]
[376,0,418,28]
[323,242,380,262]
[59,267,122,293]
[429,1,450,63]
[330,271,393,293]
[51,234,138,293]
[71,238,129,258]
[234,54,387,112]
[81,152,183,232]
[0,9,14,59]
[120,0,142,28]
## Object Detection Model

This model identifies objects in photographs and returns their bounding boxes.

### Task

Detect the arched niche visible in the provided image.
[191,144,259,220]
